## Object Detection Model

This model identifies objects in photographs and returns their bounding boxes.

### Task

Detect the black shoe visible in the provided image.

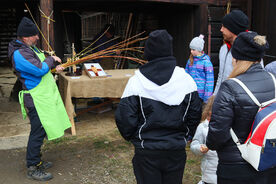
[27,166,53,181]
[38,160,53,170]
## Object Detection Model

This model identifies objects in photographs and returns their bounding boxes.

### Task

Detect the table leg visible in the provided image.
[70,118,76,135]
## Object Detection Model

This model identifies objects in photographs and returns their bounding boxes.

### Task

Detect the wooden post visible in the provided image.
[247,0,252,30]
[40,0,54,52]
[120,13,133,69]
[198,4,209,54]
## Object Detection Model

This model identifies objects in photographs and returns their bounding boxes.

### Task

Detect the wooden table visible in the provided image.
[58,69,136,135]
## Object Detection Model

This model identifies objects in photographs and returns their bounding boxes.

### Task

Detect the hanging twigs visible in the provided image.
[226,0,231,14]
[96,31,146,53]
[73,25,112,60]
[74,35,120,60]
[62,55,146,68]
[24,3,56,56]
[51,32,148,73]
[38,5,55,54]
[118,13,133,69]
[39,7,55,23]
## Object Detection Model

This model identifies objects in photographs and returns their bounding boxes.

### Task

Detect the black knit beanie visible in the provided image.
[222,10,249,35]
[232,31,269,61]
[17,17,38,37]
[143,29,173,61]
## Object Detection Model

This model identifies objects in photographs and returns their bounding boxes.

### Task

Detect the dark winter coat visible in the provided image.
[115,30,202,152]
[115,59,202,151]
[206,63,276,179]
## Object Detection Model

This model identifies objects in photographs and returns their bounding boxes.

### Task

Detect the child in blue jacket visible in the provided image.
[185,35,214,103]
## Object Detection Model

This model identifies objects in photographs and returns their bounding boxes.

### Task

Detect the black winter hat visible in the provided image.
[144,29,173,61]
[17,17,38,37]
[222,10,249,35]
[232,31,269,61]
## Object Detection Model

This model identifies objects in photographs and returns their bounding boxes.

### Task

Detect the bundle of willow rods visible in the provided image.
[51,31,148,73]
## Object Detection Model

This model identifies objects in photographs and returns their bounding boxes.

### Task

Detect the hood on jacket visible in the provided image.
[141,29,176,86]
[122,66,197,106]
[139,56,176,86]
[8,40,25,60]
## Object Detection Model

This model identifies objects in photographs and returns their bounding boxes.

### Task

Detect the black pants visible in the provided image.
[217,163,276,184]
[218,169,276,184]
[218,176,276,184]
[132,150,186,184]
[26,107,46,167]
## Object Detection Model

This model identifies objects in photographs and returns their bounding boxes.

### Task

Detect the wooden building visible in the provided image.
[0,0,275,81]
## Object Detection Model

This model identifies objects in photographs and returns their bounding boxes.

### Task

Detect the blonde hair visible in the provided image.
[201,95,215,121]
[228,60,255,78]
[189,54,194,66]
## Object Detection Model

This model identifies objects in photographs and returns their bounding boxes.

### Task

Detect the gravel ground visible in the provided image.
[0,122,201,184]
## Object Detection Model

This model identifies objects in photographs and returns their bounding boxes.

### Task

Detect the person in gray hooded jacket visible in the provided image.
[214,10,249,95]
[115,29,202,184]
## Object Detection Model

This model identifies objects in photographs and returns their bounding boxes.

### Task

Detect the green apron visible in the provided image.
[19,46,71,140]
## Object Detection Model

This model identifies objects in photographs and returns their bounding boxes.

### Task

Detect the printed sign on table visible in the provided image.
[84,63,107,78]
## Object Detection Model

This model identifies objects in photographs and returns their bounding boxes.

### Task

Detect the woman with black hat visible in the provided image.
[206,31,276,184]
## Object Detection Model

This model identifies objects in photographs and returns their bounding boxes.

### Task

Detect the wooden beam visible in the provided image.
[54,0,216,4]
[112,0,218,5]
[209,0,249,6]
[136,0,250,6]
[40,0,54,53]
[52,0,248,6]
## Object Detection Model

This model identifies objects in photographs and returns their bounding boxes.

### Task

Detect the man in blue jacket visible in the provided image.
[8,17,69,181]
[115,29,202,184]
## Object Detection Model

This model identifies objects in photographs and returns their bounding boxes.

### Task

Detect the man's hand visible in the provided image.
[55,65,64,73]
[52,56,62,63]
[200,144,209,154]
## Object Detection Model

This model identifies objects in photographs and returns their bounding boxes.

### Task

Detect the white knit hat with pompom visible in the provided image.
[189,34,205,51]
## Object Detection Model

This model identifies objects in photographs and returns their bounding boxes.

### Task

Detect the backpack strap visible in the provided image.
[230,128,241,145]
[231,78,261,107]
[230,73,276,145]
[231,73,276,107]
[230,78,260,146]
